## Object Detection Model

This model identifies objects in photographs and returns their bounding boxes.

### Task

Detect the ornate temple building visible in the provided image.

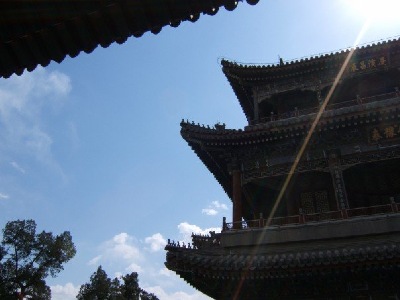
[165,38,400,299]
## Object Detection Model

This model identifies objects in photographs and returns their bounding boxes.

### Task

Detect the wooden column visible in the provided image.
[328,152,349,209]
[232,169,242,229]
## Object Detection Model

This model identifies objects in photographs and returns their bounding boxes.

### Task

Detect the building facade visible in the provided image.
[165,38,400,299]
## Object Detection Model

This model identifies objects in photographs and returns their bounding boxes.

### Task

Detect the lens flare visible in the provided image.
[345,0,400,24]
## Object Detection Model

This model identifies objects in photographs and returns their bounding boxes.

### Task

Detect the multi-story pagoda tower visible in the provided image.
[165,38,400,299]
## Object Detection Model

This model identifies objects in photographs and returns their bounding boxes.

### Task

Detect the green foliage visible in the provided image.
[120,272,140,300]
[77,266,116,300]
[0,219,76,300]
[139,290,159,300]
[77,266,159,300]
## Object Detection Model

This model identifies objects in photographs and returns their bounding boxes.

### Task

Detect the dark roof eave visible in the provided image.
[181,125,232,199]
[221,37,400,73]
[0,0,260,78]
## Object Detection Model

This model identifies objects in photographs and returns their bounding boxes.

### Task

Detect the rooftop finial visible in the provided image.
[279,55,284,66]
[215,122,226,130]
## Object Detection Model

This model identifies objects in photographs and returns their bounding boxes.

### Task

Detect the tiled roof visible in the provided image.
[0,0,259,78]
[166,243,400,277]
[182,95,400,142]
[180,94,400,196]
[166,242,400,297]
[222,38,400,71]
[222,38,400,121]
[165,216,400,297]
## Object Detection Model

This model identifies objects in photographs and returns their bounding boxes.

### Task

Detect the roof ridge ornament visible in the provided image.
[221,35,400,68]
[215,122,226,130]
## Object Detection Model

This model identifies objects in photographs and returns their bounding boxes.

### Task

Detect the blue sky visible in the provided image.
[1,1,400,299]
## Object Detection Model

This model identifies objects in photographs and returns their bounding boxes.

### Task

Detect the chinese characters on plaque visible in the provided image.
[369,124,399,143]
[349,56,387,73]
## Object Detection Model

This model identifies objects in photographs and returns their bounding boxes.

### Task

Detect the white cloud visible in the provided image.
[107,233,141,260]
[0,67,71,121]
[51,283,79,300]
[145,285,211,300]
[201,200,229,216]
[0,67,71,175]
[211,200,228,210]
[10,161,26,174]
[159,267,173,277]
[67,121,80,152]
[125,263,143,273]
[0,193,9,199]
[177,222,221,244]
[113,232,130,244]
[201,208,218,216]
[145,233,167,252]
[88,255,102,266]
[87,232,143,275]
[46,70,72,95]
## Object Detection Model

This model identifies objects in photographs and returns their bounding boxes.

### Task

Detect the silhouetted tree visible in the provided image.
[77,266,117,300]
[0,219,76,300]
[139,289,159,300]
[120,272,140,300]
[77,267,159,300]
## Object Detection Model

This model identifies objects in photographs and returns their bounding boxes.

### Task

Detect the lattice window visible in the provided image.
[315,190,329,213]
[301,192,315,214]
[301,190,330,214]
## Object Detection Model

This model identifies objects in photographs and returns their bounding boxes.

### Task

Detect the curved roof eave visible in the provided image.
[221,37,400,121]
[182,133,233,200]
[0,0,259,78]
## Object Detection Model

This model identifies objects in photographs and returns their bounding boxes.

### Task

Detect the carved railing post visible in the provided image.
[259,213,264,227]
[341,209,348,219]
[299,208,305,224]
[390,197,399,213]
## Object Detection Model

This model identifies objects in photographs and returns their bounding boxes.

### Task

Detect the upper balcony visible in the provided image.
[165,202,400,252]
[221,202,400,249]
[249,90,400,127]
[224,202,400,230]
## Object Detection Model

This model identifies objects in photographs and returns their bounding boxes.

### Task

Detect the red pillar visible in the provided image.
[232,170,242,229]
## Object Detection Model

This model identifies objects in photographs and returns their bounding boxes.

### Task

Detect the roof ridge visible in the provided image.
[221,35,400,68]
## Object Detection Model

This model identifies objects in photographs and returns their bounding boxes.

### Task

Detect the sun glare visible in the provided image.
[346,0,400,24]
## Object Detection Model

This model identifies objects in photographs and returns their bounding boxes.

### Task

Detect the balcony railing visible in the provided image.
[165,203,400,250]
[165,232,221,250]
[223,203,400,231]
[346,204,394,217]
[249,91,400,125]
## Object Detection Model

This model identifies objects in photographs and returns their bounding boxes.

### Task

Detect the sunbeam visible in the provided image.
[233,20,372,300]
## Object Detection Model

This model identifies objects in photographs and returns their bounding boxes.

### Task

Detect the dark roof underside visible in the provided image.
[0,0,259,78]
[166,242,400,299]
